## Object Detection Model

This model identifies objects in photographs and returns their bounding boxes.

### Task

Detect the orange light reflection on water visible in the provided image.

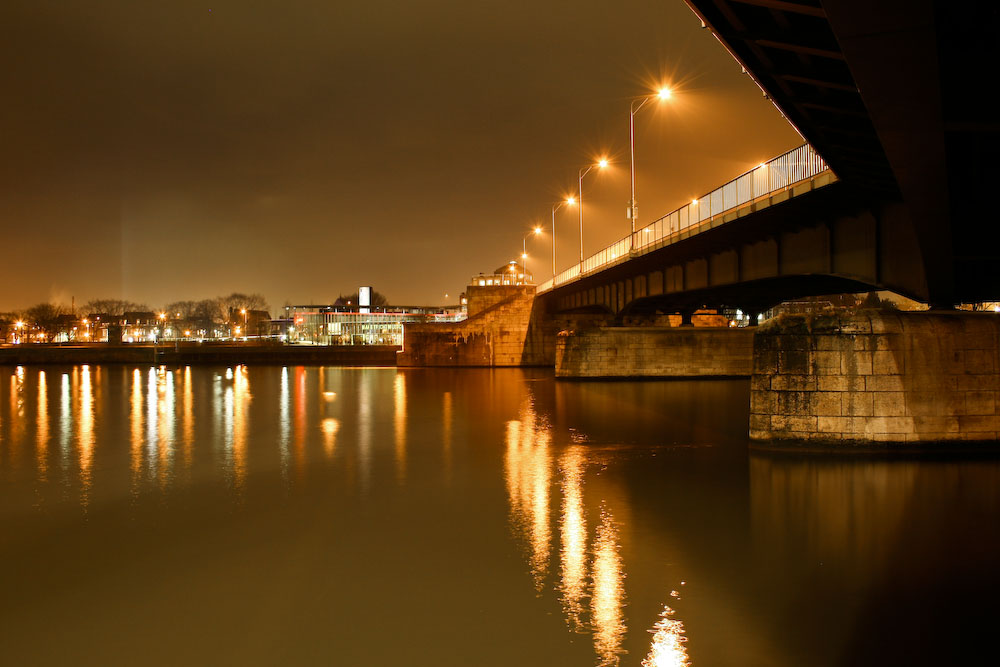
[642,605,690,667]
[592,509,626,666]
[558,446,587,631]
[36,371,48,480]
[504,404,552,591]
[394,373,407,482]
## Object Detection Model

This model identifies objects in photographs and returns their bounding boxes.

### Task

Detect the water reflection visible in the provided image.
[442,390,453,480]
[642,605,690,667]
[394,372,407,482]
[592,509,626,665]
[279,367,291,479]
[78,365,95,505]
[182,367,193,470]
[322,418,339,457]
[130,368,143,488]
[559,446,588,631]
[36,370,48,479]
[504,403,552,591]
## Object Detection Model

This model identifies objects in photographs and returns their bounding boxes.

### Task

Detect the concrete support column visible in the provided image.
[750,312,1000,446]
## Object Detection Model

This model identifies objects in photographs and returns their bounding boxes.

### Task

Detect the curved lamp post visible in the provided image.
[578,159,609,265]
[521,226,542,280]
[629,87,671,250]
[551,196,575,280]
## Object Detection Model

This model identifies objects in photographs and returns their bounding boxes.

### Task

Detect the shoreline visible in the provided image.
[0,343,400,366]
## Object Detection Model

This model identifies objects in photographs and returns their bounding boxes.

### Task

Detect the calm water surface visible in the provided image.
[1,365,998,666]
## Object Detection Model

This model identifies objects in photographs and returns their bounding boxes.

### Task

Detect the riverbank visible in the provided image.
[0,343,400,366]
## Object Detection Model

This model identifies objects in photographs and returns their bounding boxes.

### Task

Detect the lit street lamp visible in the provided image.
[551,196,576,280]
[521,226,542,279]
[629,87,671,250]
[578,159,609,264]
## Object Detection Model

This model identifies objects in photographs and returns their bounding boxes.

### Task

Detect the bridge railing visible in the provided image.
[540,143,830,292]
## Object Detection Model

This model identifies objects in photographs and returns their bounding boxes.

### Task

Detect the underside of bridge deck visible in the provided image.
[684,0,1000,305]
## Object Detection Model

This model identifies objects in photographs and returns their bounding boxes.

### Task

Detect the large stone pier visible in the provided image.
[750,312,1000,446]
[555,326,754,378]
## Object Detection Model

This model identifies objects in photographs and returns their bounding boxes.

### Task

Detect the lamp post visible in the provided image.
[578,159,608,265]
[629,87,671,251]
[521,226,542,281]
[551,196,575,281]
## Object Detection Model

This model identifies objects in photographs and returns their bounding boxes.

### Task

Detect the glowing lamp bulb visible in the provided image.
[658,87,672,99]
[598,159,609,168]
[566,196,576,205]
[533,227,542,234]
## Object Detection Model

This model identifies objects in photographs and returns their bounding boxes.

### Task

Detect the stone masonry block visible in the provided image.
[750,375,771,391]
[866,375,904,392]
[906,391,964,417]
[814,336,841,351]
[956,374,1000,391]
[966,348,997,373]
[853,336,874,351]
[754,350,778,373]
[813,350,841,374]
[779,349,810,374]
[965,391,996,415]
[842,351,873,376]
[813,391,843,416]
[872,350,904,375]
[870,313,903,333]
[771,415,818,432]
[911,415,960,434]
[874,335,896,351]
[749,391,772,415]
[817,416,855,434]
[872,391,906,417]
[776,335,811,351]
[775,391,815,414]
[865,416,913,433]
[958,415,1000,432]
[818,375,866,392]
[770,374,817,392]
[843,392,874,417]
[749,414,770,432]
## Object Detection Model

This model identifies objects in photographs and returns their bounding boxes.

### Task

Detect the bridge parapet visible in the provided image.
[540,144,832,294]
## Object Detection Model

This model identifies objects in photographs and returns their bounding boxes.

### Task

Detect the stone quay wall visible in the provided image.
[750,312,1000,445]
[555,326,755,378]
[398,285,550,367]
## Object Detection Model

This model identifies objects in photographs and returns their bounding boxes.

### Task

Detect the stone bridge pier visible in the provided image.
[750,312,1000,447]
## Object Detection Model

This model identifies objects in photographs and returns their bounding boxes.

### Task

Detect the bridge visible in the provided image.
[401,0,1000,448]
[537,0,999,319]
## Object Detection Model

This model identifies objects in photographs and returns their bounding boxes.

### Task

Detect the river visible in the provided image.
[1,365,998,665]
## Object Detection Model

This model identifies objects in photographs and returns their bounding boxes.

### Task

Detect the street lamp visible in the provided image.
[521,226,542,280]
[629,87,672,251]
[578,159,609,264]
[551,196,576,280]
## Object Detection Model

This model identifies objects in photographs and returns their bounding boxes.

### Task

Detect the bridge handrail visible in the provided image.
[545,143,830,291]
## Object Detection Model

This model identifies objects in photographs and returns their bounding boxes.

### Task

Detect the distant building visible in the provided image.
[283,303,464,346]
[470,261,534,287]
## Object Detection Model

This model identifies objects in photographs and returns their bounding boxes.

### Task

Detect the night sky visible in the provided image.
[2,0,800,311]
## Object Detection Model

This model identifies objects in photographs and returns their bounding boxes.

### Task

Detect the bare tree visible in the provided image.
[83,298,148,316]
[25,302,68,342]
[164,300,200,320]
